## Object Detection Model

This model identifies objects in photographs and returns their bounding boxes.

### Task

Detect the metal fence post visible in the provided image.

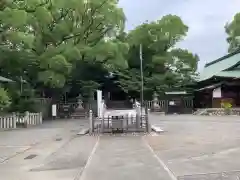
[89,110,93,134]
[101,116,104,133]
[0,117,2,129]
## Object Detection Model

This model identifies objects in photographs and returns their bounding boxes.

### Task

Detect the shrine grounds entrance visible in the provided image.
[88,109,151,134]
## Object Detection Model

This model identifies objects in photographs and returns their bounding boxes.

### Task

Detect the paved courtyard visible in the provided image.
[149,114,240,179]
[1,115,240,179]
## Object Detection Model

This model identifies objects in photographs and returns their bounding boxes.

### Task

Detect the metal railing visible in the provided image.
[88,109,151,134]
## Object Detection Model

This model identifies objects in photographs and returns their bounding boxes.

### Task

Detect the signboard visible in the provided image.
[213,87,222,98]
[169,101,175,106]
[52,104,57,117]
[62,104,71,112]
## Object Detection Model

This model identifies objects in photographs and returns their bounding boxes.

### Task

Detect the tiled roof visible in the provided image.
[0,76,14,82]
[199,50,240,82]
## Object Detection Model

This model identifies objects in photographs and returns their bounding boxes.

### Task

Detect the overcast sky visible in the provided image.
[119,0,240,69]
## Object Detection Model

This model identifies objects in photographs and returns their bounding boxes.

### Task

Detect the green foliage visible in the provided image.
[221,100,232,115]
[225,13,240,52]
[80,80,100,102]
[0,0,126,90]
[0,87,11,111]
[0,0,199,109]
[116,15,198,99]
[221,101,232,109]
[7,84,40,113]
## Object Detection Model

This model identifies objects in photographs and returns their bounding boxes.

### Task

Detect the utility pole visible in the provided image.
[20,76,23,93]
[140,44,144,116]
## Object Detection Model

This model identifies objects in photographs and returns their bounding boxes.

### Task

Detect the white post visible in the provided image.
[25,111,29,127]
[29,113,32,125]
[32,114,34,125]
[6,117,9,129]
[89,110,93,134]
[3,118,6,128]
[52,104,57,119]
[39,112,42,124]
[136,105,141,129]
[147,109,151,133]
[97,90,103,118]
[9,116,12,128]
[36,114,38,124]
[13,113,16,128]
[37,114,39,124]
[34,114,36,125]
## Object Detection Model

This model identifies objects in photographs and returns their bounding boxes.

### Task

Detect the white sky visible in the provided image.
[119,0,240,69]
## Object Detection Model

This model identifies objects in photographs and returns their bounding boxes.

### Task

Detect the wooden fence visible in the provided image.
[0,112,42,129]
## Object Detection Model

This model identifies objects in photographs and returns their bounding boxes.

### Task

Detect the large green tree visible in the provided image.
[0,0,128,100]
[0,0,199,108]
[225,13,240,53]
[115,15,199,99]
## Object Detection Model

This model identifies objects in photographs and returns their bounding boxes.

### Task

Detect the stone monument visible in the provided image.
[77,95,83,109]
[71,94,86,119]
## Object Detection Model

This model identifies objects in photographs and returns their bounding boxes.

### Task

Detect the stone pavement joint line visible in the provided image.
[142,136,177,180]
[74,136,100,180]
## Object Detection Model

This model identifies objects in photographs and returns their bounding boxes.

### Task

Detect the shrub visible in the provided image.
[0,88,11,112]
[221,101,232,115]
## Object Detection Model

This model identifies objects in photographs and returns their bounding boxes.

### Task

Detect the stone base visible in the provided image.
[193,108,240,116]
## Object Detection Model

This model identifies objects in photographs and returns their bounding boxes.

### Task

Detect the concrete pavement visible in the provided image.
[0,135,97,180]
[148,114,240,179]
[79,135,172,180]
[0,115,175,180]
[0,118,92,180]
[2,114,240,180]
[0,116,174,180]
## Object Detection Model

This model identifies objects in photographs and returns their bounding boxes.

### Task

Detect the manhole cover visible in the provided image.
[55,138,62,141]
[24,154,37,160]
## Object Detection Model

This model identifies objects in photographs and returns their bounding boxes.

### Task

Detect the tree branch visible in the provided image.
[89,27,113,46]
[48,8,71,31]
[56,0,109,46]
[74,0,108,44]
[20,0,50,13]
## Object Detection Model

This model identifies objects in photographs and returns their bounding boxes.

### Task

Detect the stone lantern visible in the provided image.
[153,92,160,110]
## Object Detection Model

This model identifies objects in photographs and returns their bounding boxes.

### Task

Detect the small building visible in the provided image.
[148,91,194,114]
[164,91,194,114]
[194,49,240,108]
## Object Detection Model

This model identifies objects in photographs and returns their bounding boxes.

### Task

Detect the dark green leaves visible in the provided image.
[116,15,198,98]
[225,13,240,52]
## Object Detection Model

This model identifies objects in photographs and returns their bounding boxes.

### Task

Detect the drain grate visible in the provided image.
[55,138,62,141]
[24,154,37,160]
